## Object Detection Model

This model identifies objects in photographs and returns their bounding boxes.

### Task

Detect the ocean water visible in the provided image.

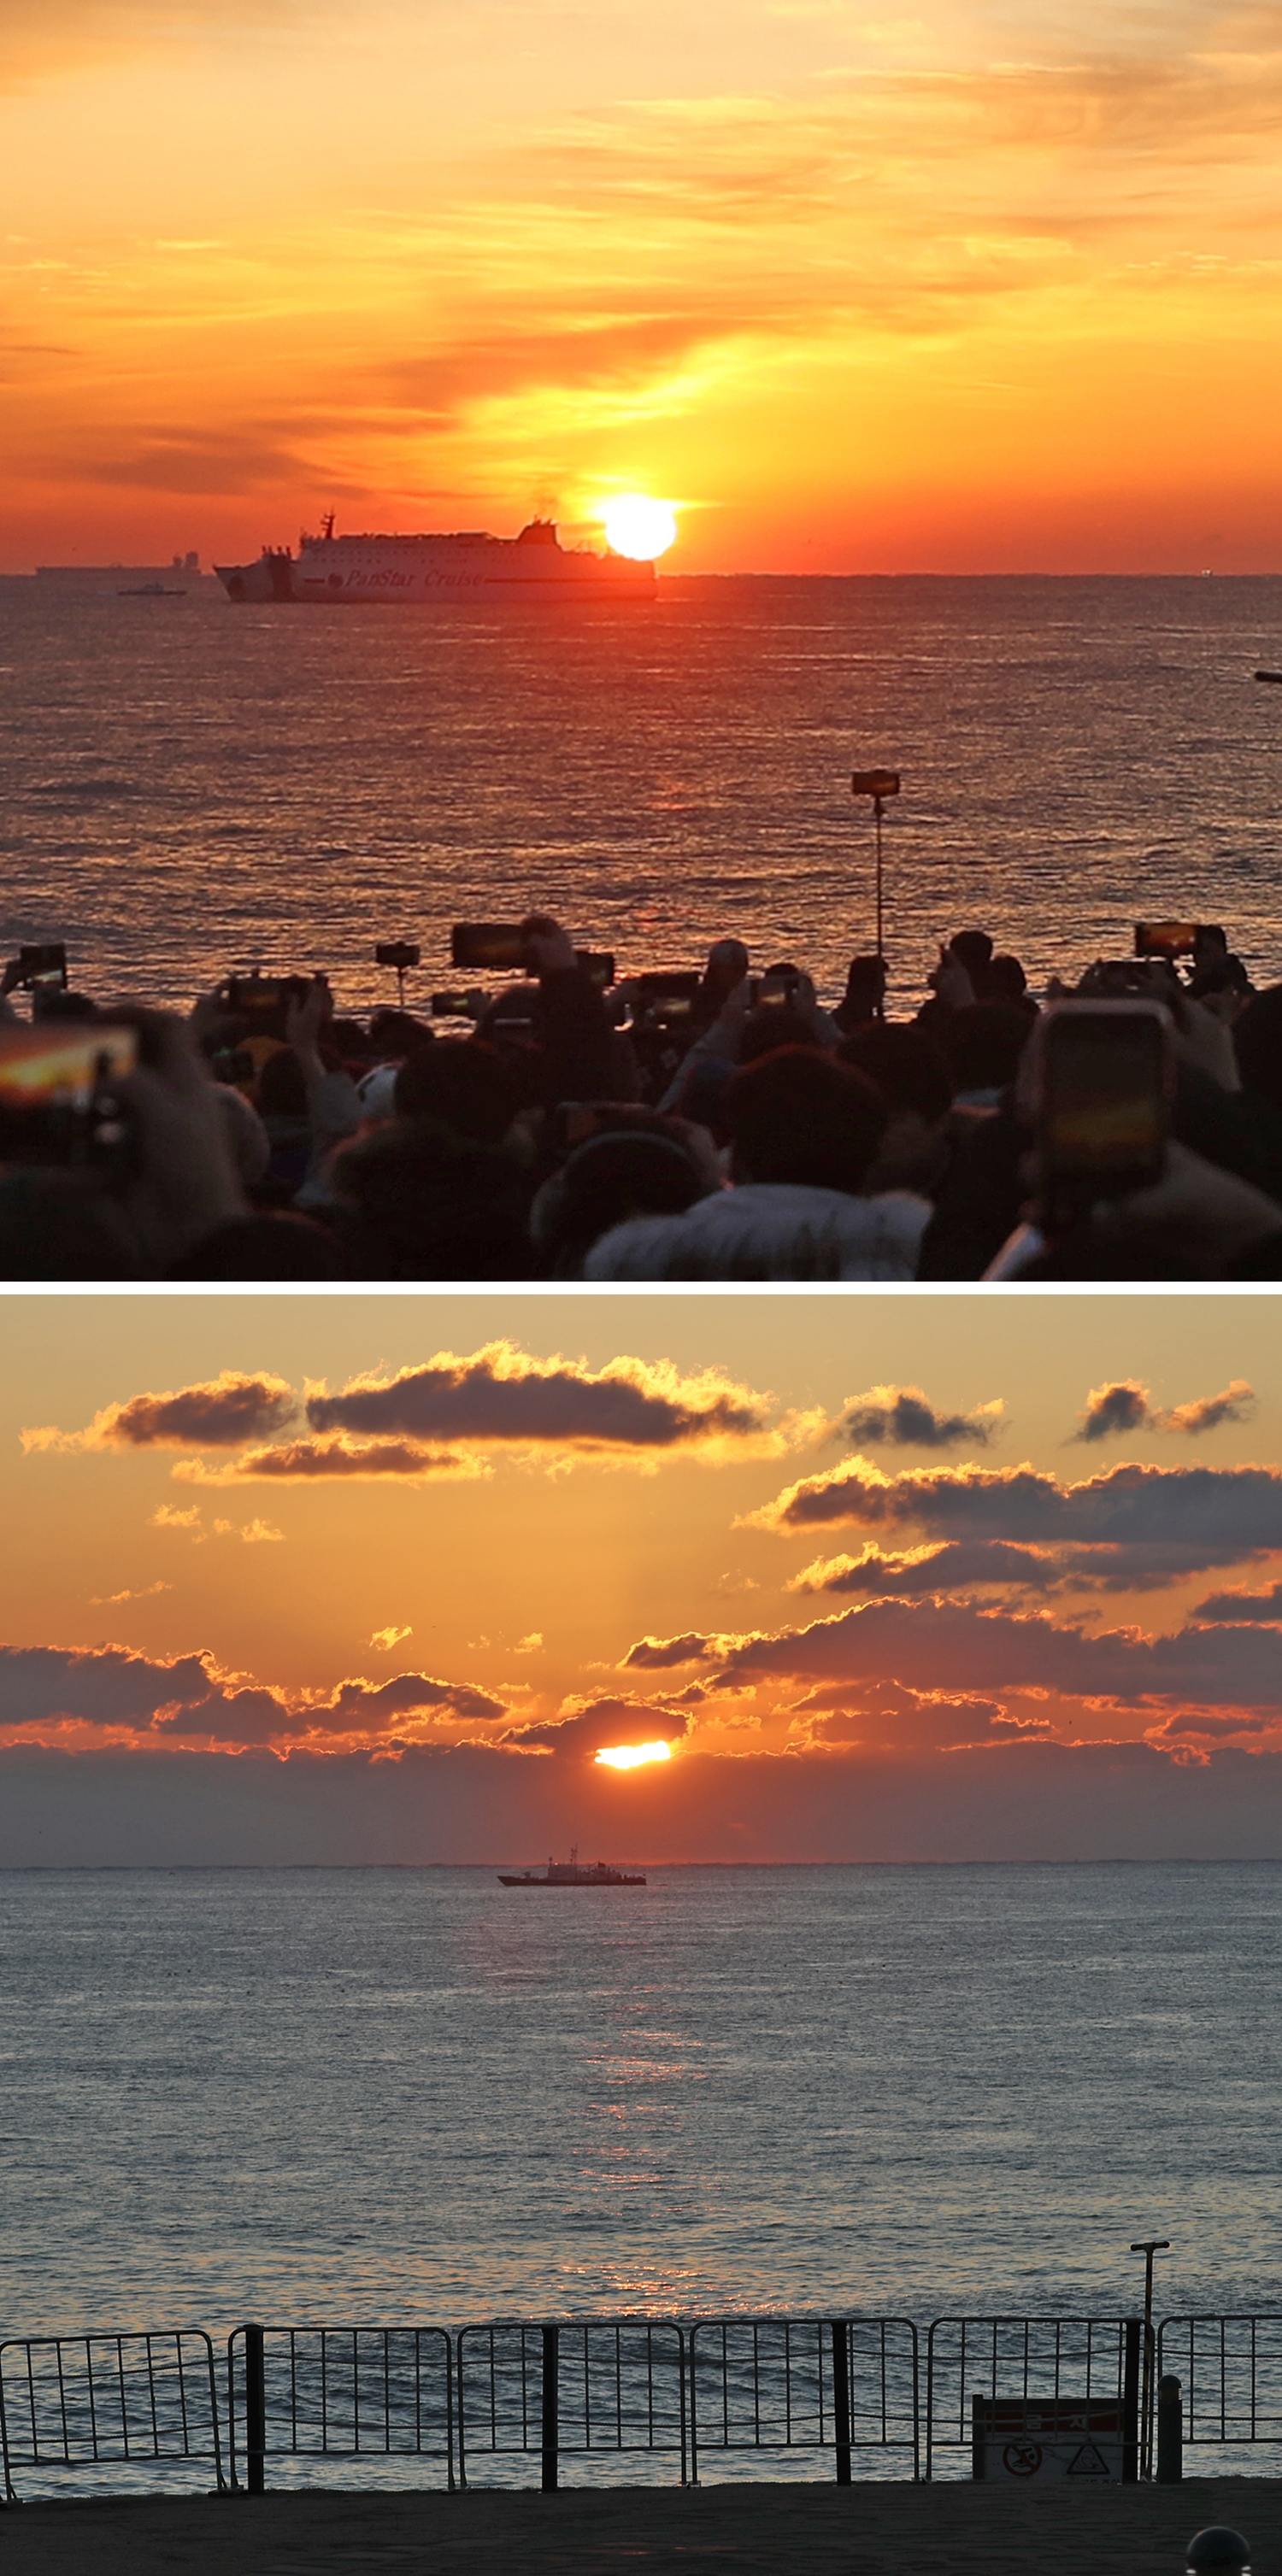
[2,578,1282,1016]
[4,1862,1280,2333]
[5,1863,1281,2493]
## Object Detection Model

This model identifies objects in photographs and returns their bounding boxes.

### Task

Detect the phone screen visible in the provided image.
[1134,920,1198,959]
[0,1025,138,1167]
[0,1025,138,1106]
[1038,1006,1168,1207]
[450,924,527,971]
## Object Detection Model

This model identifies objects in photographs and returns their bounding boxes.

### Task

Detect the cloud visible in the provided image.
[303,1342,784,1457]
[790,1540,1060,1595]
[791,1678,1046,1752]
[0,1645,508,1749]
[503,1697,685,1755]
[174,1437,488,1483]
[1074,1379,1256,1441]
[318,1674,507,1731]
[149,1502,285,1543]
[1165,1382,1259,1435]
[87,1581,173,1605]
[621,1632,715,1669]
[24,1372,298,1452]
[1191,1581,1282,1627]
[370,1626,412,1652]
[10,1732,1282,1867]
[708,1593,1282,1728]
[840,1386,1003,1449]
[747,1456,1282,1587]
[1074,1382,1154,1443]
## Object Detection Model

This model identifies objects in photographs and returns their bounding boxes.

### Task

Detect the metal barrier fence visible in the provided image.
[688,2317,919,2484]
[925,2316,1140,2479]
[456,2320,686,2487]
[13,2311,1282,2499]
[0,2332,225,2504]
[1158,2315,1282,2453]
[226,2325,454,2492]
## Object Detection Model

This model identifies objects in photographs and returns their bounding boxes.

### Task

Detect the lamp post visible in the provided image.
[851,768,901,1013]
[1131,2237,1171,2476]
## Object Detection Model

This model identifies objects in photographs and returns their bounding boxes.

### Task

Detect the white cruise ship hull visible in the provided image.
[215,519,656,604]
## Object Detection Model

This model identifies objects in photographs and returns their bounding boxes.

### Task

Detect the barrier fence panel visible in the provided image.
[0,2332,225,2503]
[925,2318,1139,2480]
[1159,2316,1282,2454]
[456,2321,687,2489]
[687,2317,919,2485]
[225,2326,454,2492]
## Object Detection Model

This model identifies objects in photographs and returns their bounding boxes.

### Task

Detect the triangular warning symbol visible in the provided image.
[1066,2443,1111,2478]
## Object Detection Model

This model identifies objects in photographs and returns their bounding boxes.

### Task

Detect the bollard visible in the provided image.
[831,2321,851,2485]
[244,2322,266,2496]
[541,2325,558,2492]
[1187,2531,1250,2573]
[1122,2318,1142,2484]
[1156,2375,1183,2483]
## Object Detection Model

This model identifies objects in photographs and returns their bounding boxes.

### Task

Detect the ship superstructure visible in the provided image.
[215,516,656,604]
[497,1849,646,1887]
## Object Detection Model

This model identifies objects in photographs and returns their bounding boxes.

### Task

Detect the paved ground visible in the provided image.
[0,2477,1274,2576]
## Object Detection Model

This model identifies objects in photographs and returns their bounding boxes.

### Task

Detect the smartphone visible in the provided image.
[1079,959,1174,998]
[17,942,68,991]
[451,924,528,972]
[1035,1001,1172,1225]
[750,969,800,1009]
[0,1024,138,1167]
[224,971,321,1039]
[1135,921,1199,959]
[634,971,701,1012]
[450,925,615,987]
[638,992,695,1023]
[375,941,420,972]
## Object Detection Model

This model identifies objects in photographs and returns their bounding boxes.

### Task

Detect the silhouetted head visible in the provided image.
[1235,983,1282,1111]
[170,1212,347,1279]
[532,1128,709,1275]
[727,1047,887,1193]
[950,930,995,977]
[838,1022,951,1125]
[943,1003,1032,1096]
[393,1039,520,1145]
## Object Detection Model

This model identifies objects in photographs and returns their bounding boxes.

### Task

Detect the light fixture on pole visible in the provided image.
[851,768,901,1014]
[1130,2237,1171,2478]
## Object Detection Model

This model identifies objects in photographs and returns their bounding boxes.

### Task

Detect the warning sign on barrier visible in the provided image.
[972,2397,1133,2481]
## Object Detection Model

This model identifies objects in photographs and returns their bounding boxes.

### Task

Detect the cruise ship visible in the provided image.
[215,515,656,604]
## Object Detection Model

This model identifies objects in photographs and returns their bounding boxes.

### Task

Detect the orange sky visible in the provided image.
[4,0,1282,570]
[5,1290,1282,1861]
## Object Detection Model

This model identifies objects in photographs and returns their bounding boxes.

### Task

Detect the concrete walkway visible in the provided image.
[0,2476,1274,2576]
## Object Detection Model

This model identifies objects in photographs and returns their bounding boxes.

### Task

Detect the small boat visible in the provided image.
[1255,670,1282,684]
[497,1846,645,1888]
[117,583,186,597]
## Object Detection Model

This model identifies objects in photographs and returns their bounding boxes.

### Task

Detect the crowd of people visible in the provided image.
[3,916,1282,1279]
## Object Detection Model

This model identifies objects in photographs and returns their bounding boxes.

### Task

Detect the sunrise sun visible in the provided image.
[601,496,677,560]
[594,1741,673,1770]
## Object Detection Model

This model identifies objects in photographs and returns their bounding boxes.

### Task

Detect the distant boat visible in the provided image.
[117,583,186,597]
[1256,670,1282,684]
[497,1846,646,1888]
[215,514,656,604]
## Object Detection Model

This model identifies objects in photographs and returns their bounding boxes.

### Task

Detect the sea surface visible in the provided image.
[3,1863,1279,2371]
[2,578,1281,1016]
